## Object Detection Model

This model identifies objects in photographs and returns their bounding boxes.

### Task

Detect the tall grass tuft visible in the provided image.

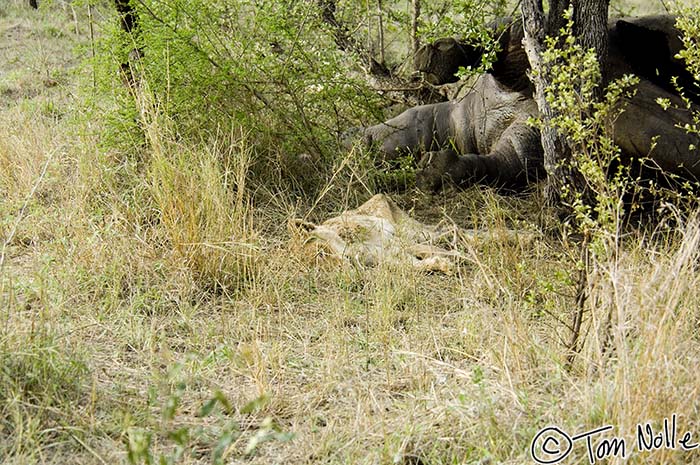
[0,330,89,459]
[143,106,259,293]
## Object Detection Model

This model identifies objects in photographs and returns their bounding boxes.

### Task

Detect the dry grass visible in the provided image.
[2,1,699,465]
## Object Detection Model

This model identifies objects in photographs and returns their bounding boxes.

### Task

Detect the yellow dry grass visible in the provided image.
[1,1,699,465]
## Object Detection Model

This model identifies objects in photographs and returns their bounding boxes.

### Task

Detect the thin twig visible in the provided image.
[88,3,96,90]
[69,433,108,465]
[0,150,54,275]
[565,239,589,371]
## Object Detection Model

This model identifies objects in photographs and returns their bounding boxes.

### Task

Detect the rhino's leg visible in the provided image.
[416,149,489,192]
[363,102,453,161]
[490,122,544,186]
[415,149,529,191]
[416,121,544,192]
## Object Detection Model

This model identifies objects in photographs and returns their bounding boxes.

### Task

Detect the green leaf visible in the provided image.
[198,397,218,417]
[167,427,190,446]
[240,393,270,414]
[212,431,235,465]
[214,390,233,413]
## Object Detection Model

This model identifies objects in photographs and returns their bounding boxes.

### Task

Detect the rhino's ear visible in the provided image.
[362,131,374,149]
[615,19,671,76]
[340,127,363,150]
[435,38,459,52]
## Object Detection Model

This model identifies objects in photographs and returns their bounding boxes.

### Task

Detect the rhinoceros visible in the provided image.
[365,74,699,192]
[363,73,544,190]
[415,15,698,103]
[362,15,700,191]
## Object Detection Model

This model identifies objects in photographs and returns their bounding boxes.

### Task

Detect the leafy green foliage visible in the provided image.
[674,8,700,145]
[676,8,700,83]
[536,11,639,248]
[125,371,292,465]
[418,0,507,41]
[90,0,382,193]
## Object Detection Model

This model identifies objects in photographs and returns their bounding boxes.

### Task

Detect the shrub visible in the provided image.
[89,0,382,194]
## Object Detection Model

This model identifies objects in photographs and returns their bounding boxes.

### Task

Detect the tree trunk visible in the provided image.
[547,0,571,36]
[318,0,391,76]
[573,0,610,87]
[547,0,570,35]
[377,0,385,66]
[522,0,576,204]
[522,0,607,370]
[114,0,139,35]
[521,0,607,206]
[114,0,143,86]
[411,0,421,60]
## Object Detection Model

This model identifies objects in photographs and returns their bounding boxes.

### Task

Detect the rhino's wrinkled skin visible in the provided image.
[363,74,544,190]
[364,14,700,192]
[365,74,699,191]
